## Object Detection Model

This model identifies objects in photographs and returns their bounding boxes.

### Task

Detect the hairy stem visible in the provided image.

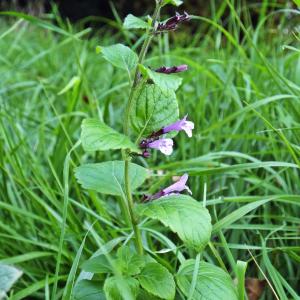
[122,2,162,255]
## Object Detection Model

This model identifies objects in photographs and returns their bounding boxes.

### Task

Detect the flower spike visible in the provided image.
[156,12,190,32]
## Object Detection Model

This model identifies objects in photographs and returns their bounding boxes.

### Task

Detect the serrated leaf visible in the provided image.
[75,161,149,196]
[176,260,238,300]
[0,264,22,295]
[117,246,145,276]
[137,263,175,300]
[81,255,112,274]
[139,65,183,92]
[137,195,212,251]
[97,43,138,70]
[73,280,105,300]
[124,14,151,29]
[81,118,139,153]
[130,84,179,137]
[104,276,139,300]
[162,0,183,7]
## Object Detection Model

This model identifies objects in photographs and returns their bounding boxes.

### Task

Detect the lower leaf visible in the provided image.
[104,276,140,300]
[176,259,238,300]
[137,195,212,251]
[73,280,105,300]
[137,262,175,300]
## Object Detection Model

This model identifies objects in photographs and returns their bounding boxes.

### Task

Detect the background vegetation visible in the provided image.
[0,0,299,299]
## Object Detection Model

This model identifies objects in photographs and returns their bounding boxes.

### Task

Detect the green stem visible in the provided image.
[122,2,162,255]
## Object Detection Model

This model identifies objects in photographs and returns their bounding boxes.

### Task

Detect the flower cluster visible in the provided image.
[139,115,194,157]
[156,12,190,32]
[139,115,194,200]
[141,13,193,201]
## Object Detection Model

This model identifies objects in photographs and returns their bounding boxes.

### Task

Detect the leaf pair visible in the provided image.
[77,254,239,300]
[103,262,175,300]
[81,246,175,300]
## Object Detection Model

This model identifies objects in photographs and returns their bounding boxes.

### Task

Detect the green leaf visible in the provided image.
[130,84,179,137]
[117,246,145,276]
[81,118,139,153]
[97,43,138,71]
[236,260,247,300]
[176,260,238,300]
[212,199,270,234]
[137,195,212,251]
[73,280,105,300]
[80,255,112,274]
[137,263,175,300]
[124,14,151,29]
[162,0,183,7]
[75,161,149,196]
[57,76,80,95]
[139,65,183,92]
[292,0,300,6]
[0,264,22,297]
[137,290,161,300]
[104,276,139,300]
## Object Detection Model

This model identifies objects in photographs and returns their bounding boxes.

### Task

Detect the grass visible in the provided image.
[0,0,300,298]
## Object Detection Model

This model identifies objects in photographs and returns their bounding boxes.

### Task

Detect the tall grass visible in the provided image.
[0,0,299,298]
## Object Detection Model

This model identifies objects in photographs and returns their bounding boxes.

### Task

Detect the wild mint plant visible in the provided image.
[74,0,239,299]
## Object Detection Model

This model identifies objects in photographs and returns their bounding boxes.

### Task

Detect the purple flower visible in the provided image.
[163,174,192,195]
[155,64,188,74]
[163,115,194,137]
[147,138,173,156]
[157,12,190,32]
[143,173,192,202]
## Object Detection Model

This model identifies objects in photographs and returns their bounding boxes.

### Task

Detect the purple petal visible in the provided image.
[163,116,186,133]
[174,64,188,73]
[163,115,194,137]
[148,138,173,156]
[163,173,189,194]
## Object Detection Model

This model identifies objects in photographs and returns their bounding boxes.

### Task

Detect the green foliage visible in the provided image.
[81,118,139,152]
[137,195,212,251]
[75,161,149,196]
[176,260,238,300]
[137,263,175,300]
[139,65,183,92]
[124,14,151,29]
[104,276,139,300]
[116,246,145,276]
[96,43,138,71]
[73,280,105,300]
[1,1,300,299]
[130,84,179,137]
[81,255,112,274]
